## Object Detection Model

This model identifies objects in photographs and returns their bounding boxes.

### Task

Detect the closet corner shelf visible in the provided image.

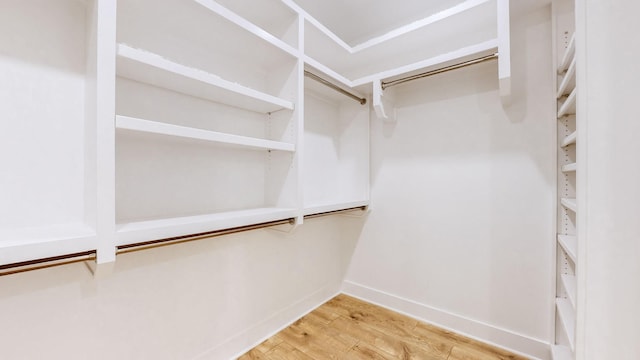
[561,131,577,147]
[562,163,577,173]
[557,58,576,98]
[558,33,576,74]
[551,345,572,360]
[116,44,294,114]
[194,0,298,58]
[115,115,295,152]
[303,200,369,216]
[557,88,577,118]
[561,198,577,212]
[116,207,298,245]
[556,298,576,351]
[558,235,577,263]
[561,274,577,309]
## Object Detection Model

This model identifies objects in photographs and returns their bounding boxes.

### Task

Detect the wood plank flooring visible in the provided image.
[238,294,529,360]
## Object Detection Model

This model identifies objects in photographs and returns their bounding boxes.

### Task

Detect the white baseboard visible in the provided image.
[193,283,342,360]
[342,280,550,360]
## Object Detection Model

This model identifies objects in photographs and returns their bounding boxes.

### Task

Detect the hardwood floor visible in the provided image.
[238,294,529,360]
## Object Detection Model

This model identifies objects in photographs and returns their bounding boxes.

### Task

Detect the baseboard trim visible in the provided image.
[342,280,550,360]
[193,283,341,360]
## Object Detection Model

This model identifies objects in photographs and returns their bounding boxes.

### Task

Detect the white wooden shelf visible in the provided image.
[115,115,295,152]
[562,163,577,173]
[194,0,298,58]
[558,33,575,74]
[116,44,294,114]
[556,298,576,350]
[557,57,576,98]
[551,345,573,360]
[561,131,577,147]
[558,235,577,263]
[558,88,577,118]
[303,200,369,216]
[116,207,298,245]
[0,223,96,265]
[561,274,577,309]
[561,198,577,212]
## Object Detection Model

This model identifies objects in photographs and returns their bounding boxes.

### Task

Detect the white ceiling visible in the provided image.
[292,0,468,46]
[291,0,551,47]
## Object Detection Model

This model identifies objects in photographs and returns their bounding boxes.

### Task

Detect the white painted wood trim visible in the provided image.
[497,0,512,104]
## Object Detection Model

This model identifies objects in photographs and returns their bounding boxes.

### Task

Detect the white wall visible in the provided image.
[576,2,640,359]
[0,217,359,360]
[343,6,555,359]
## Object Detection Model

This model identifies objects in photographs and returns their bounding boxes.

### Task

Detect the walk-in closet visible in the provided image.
[1,0,639,359]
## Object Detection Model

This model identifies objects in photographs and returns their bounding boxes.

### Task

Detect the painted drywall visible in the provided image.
[0,216,359,360]
[344,6,555,359]
[576,1,640,359]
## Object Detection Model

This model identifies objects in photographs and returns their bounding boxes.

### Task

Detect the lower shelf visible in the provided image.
[551,345,572,360]
[116,207,298,245]
[0,223,96,265]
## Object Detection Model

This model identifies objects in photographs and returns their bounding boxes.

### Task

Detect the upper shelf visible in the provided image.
[558,32,575,74]
[116,115,295,152]
[116,44,294,114]
[561,131,577,147]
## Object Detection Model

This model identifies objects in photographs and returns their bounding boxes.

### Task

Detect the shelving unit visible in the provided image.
[553,0,578,357]
[0,0,105,265]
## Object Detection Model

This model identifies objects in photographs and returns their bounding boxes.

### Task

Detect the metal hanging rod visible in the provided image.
[117,218,295,255]
[304,70,367,105]
[304,206,368,220]
[0,251,96,277]
[381,53,499,90]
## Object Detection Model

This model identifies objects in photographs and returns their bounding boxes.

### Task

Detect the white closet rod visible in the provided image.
[304,70,367,105]
[381,53,499,89]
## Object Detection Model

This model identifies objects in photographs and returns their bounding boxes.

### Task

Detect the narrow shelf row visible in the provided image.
[562,163,577,173]
[561,198,577,212]
[561,274,577,308]
[558,235,577,263]
[556,298,576,350]
[116,44,294,114]
[561,131,577,147]
[558,33,575,74]
[557,58,576,98]
[558,88,577,118]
